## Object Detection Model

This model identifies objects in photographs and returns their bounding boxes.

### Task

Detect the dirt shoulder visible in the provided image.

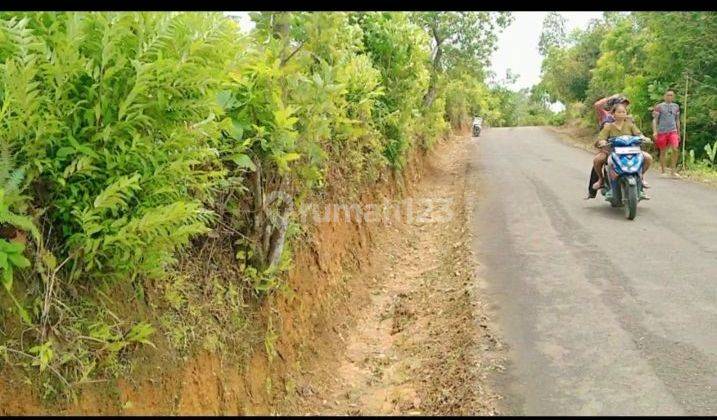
[281,134,506,415]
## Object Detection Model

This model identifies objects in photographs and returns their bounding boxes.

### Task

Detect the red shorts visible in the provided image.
[655,131,680,149]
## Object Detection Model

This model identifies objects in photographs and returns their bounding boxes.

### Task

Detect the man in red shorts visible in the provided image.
[652,89,682,177]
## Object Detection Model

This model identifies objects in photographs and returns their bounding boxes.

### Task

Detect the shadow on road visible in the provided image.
[582,200,654,220]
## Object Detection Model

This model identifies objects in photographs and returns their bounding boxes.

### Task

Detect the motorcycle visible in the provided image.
[473,119,483,137]
[600,135,647,220]
[472,122,481,137]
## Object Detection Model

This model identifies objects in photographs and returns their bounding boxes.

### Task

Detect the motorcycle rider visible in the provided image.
[587,95,633,198]
[472,116,482,136]
[594,102,653,199]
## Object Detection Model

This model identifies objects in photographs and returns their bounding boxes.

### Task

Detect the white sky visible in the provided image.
[224,11,604,111]
[490,12,603,91]
[226,11,253,32]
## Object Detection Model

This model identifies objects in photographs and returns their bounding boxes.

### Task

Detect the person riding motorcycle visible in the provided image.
[588,96,650,191]
[588,95,632,198]
[472,116,482,136]
[593,102,653,199]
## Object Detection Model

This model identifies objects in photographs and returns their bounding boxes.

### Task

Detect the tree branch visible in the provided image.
[280,41,305,67]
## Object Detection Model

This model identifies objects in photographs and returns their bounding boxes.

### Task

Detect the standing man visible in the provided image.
[652,89,682,177]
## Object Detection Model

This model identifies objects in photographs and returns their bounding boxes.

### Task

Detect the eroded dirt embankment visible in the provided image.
[282,132,506,415]
[0,131,505,415]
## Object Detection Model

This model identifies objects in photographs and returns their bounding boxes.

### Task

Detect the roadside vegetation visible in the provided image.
[536,12,717,175]
[0,11,512,402]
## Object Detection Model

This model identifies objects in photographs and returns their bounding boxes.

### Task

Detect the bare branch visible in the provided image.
[281,41,305,67]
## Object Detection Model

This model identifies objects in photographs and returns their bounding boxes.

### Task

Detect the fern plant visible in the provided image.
[0,12,237,284]
[0,147,37,324]
[0,238,31,323]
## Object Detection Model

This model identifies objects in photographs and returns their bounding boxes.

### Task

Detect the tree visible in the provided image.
[539,19,604,105]
[410,12,512,107]
[538,12,567,56]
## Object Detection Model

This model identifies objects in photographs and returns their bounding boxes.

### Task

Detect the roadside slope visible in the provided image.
[286,133,506,415]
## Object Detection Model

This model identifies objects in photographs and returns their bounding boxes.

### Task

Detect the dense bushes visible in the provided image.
[0,11,507,392]
[1,13,238,285]
[353,12,432,168]
[484,83,558,128]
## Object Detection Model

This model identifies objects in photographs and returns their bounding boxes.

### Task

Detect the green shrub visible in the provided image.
[354,12,430,168]
[0,11,512,395]
[550,111,567,126]
[0,12,238,284]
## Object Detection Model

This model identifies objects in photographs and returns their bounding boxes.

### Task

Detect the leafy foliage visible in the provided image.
[410,12,512,109]
[354,12,431,168]
[539,12,717,159]
[538,12,568,56]
[0,11,513,395]
[0,12,238,285]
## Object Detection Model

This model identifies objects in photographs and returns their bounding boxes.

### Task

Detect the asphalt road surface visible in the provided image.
[468,126,717,415]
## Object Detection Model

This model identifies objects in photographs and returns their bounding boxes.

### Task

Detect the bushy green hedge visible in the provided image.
[0,11,503,391]
[0,13,239,285]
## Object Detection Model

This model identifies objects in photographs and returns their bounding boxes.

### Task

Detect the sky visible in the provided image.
[224,11,604,110]
[489,12,603,90]
[226,11,253,31]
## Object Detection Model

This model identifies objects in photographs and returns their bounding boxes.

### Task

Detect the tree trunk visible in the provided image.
[267,204,290,269]
[423,81,439,108]
[423,42,442,108]
[272,12,292,63]
[251,159,265,266]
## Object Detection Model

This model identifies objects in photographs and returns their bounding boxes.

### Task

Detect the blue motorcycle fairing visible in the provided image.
[611,135,643,147]
[610,151,644,175]
[608,135,644,176]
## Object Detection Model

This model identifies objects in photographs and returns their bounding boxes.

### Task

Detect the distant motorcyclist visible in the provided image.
[472,116,482,136]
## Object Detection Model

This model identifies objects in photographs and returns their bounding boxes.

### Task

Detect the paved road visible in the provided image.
[468,126,717,415]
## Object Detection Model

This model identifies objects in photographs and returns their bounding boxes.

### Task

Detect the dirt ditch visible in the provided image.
[281,133,507,415]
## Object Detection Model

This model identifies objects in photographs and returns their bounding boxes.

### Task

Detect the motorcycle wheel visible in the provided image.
[602,169,617,205]
[608,177,622,207]
[609,184,620,207]
[623,182,638,220]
